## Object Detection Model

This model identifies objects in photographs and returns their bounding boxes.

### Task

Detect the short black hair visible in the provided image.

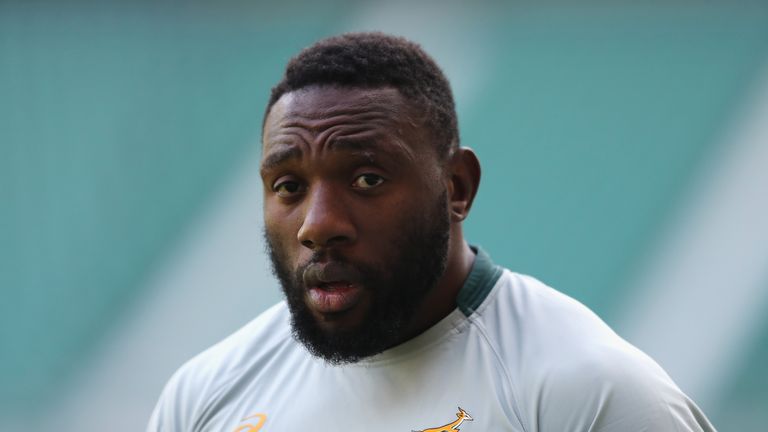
[265,32,459,158]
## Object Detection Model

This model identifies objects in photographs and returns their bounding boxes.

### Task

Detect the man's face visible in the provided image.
[260,86,451,364]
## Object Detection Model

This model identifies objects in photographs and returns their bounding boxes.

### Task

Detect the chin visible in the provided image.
[311,310,368,334]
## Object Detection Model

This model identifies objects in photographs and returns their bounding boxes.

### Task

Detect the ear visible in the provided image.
[446,147,481,223]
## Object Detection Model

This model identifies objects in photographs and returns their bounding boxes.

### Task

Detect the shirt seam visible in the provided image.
[465,274,530,432]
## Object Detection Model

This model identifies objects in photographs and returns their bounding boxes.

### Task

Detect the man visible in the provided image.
[148,32,715,431]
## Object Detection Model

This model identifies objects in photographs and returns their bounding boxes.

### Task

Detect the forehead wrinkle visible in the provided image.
[267,123,313,144]
[261,126,314,171]
[265,87,423,164]
[328,131,416,162]
[278,111,417,162]
[280,109,399,135]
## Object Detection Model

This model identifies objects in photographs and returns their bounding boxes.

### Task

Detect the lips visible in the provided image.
[307,283,362,313]
[302,262,364,314]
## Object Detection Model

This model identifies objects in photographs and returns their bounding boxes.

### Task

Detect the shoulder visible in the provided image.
[476,271,715,431]
[475,270,619,352]
[180,301,293,384]
[529,339,715,431]
[147,302,294,431]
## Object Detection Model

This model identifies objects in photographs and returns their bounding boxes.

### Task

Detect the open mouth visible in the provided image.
[317,281,353,291]
[306,281,363,314]
[302,261,365,314]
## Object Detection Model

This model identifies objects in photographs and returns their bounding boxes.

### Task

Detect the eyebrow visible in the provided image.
[260,137,413,173]
[260,141,377,171]
[260,146,303,172]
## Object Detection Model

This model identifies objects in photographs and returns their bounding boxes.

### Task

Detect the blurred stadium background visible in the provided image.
[2,1,768,430]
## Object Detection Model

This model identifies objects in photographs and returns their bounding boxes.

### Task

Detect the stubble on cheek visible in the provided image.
[263,224,299,291]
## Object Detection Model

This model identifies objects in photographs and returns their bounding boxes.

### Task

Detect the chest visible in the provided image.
[196,337,524,432]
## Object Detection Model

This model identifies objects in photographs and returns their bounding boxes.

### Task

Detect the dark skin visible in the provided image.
[261,85,481,347]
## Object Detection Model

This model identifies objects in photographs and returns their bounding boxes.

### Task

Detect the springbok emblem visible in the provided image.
[415,407,473,432]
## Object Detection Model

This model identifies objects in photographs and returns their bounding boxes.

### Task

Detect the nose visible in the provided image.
[297,183,356,250]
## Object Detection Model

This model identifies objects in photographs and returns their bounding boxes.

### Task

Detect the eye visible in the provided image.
[352,173,385,190]
[273,179,303,198]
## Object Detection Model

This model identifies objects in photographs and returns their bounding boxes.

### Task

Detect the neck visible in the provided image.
[402,227,475,341]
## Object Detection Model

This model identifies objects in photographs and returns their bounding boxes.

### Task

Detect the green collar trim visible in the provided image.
[456,246,503,317]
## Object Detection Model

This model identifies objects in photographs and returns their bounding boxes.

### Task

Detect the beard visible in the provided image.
[264,192,450,365]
